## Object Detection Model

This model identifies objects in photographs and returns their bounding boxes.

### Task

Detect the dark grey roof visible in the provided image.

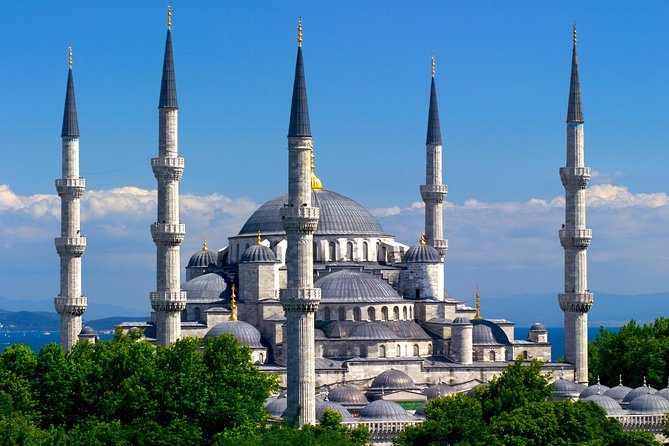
[414,404,426,418]
[422,383,455,400]
[349,321,397,340]
[628,393,669,414]
[426,77,442,145]
[623,385,657,403]
[580,382,610,399]
[552,377,583,399]
[80,326,97,335]
[159,30,178,109]
[603,383,633,402]
[581,394,624,415]
[288,47,311,137]
[320,320,353,338]
[315,270,402,303]
[316,400,353,420]
[472,320,510,345]
[452,316,471,325]
[238,189,385,237]
[360,400,413,421]
[182,273,226,300]
[204,320,262,347]
[529,322,547,332]
[404,244,440,263]
[61,68,80,138]
[386,321,432,339]
[240,244,278,263]
[370,369,416,391]
[265,396,287,418]
[187,249,217,268]
[566,42,583,123]
[328,386,369,406]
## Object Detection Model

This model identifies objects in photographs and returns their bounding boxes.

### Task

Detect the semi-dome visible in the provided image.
[581,394,624,415]
[360,399,413,420]
[350,322,397,340]
[316,400,353,420]
[240,244,277,263]
[370,369,416,390]
[404,243,440,263]
[182,273,227,300]
[204,320,263,348]
[328,386,369,406]
[187,243,218,268]
[472,320,510,345]
[604,382,633,402]
[238,189,385,236]
[315,269,402,303]
[623,385,657,403]
[422,383,455,400]
[628,393,669,414]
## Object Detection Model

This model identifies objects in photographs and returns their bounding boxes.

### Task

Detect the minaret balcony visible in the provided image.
[558,292,594,313]
[559,229,592,249]
[150,291,187,312]
[280,206,320,233]
[150,223,186,246]
[152,156,184,182]
[56,178,86,198]
[280,288,321,312]
[54,296,87,316]
[559,167,591,190]
[55,236,87,257]
[420,185,448,204]
[433,239,448,256]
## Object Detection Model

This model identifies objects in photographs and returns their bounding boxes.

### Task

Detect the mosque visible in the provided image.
[55,9,621,440]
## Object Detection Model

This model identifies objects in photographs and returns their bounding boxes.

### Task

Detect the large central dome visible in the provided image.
[238,189,385,236]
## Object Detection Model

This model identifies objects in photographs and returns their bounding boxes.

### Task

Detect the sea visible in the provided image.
[0,327,619,362]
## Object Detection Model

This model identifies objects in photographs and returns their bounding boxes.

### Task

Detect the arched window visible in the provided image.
[415,289,421,299]
[367,307,376,321]
[382,246,387,263]
[346,241,354,261]
[376,242,381,261]
[235,244,240,260]
[313,241,318,261]
[409,307,413,320]
[379,345,386,358]
[489,350,496,362]
[381,306,388,321]
[521,350,528,360]
[362,242,369,261]
[428,344,433,355]
[323,307,331,321]
[338,307,346,321]
[353,307,361,321]
[402,307,408,320]
[393,306,400,320]
[194,307,201,321]
[413,344,420,357]
[396,344,401,357]
[329,241,336,261]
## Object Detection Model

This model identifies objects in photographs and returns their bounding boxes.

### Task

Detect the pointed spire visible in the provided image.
[426,56,442,145]
[230,284,238,321]
[288,18,311,137]
[257,231,262,246]
[566,25,583,123]
[159,6,178,109]
[473,286,482,320]
[61,46,80,138]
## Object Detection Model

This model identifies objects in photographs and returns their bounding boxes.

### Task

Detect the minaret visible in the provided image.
[558,26,593,384]
[150,6,186,346]
[279,18,321,426]
[55,47,87,352]
[420,56,448,258]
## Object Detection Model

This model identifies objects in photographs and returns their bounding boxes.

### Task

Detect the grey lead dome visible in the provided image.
[370,369,416,391]
[360,400,413,420]
[403,243,440,263]
[315,270,403,303]
[204,320,263,348]
[240,244,277,263]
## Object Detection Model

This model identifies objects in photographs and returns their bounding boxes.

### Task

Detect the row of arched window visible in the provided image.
[378,343,433,358]
[320,305,413,321]
[314,240,388,262]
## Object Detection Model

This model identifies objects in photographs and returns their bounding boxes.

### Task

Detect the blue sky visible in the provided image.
[0,1,667,317]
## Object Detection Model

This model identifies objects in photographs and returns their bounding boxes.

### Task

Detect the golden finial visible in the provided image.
[68,46,72,69]
[202,237,208,251]
[310,151,323,189]
[473,286,482,320]
[298,17,303,47]
[572,24,577,46]
[419,233,427,245]
[167,4,172,30]
[431,54,435,78]
[230,284,238,321]
[257,231,262,246]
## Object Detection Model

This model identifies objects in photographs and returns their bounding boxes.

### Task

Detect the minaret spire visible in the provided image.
[420,55,448,270]
[55,46,87,352]
[280,17,321,427]
[150,7,186,346]
[559,26,593,384]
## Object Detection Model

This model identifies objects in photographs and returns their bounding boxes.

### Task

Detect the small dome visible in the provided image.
[581,394,624,415]
[529,322,547,331]
[80,326,97,335]
[580,383,611,399]
[350,322,397,340]
[182,273,227,300]
[328,386,369,406]
[316,400,353,420]
[240,244,277,263]
[315,270,402,303]
[552,377,584,400]
[370,369,416,391]
[604,383,633,402]
[422,383,455,400]
[472,320,510,345]
[265,396,287,418]
[414,404,426,418]
[628,393,669,414]
[656,386,669,401]
[360,400,413,420]
[404,243,440,263]
[187,246,218,268]
[452,316,471,325]
[204,320,263,348]
[623,385,658,403]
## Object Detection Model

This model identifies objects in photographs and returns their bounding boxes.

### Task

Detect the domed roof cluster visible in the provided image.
[328,386,369,406]
[238,189,385,237]
[240,243,277,263]
[580,378,610,399]
[315,270,403,303]
[472,320,510,345]
[422,383,455,400]
[628,392,669,414]
[403,240,440,263]
[359,400,413,420]
[370,369,417,391]
[622,383,657,403]
[182,273,227,300]
[187,240,218,268]
[204,320,263,348]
